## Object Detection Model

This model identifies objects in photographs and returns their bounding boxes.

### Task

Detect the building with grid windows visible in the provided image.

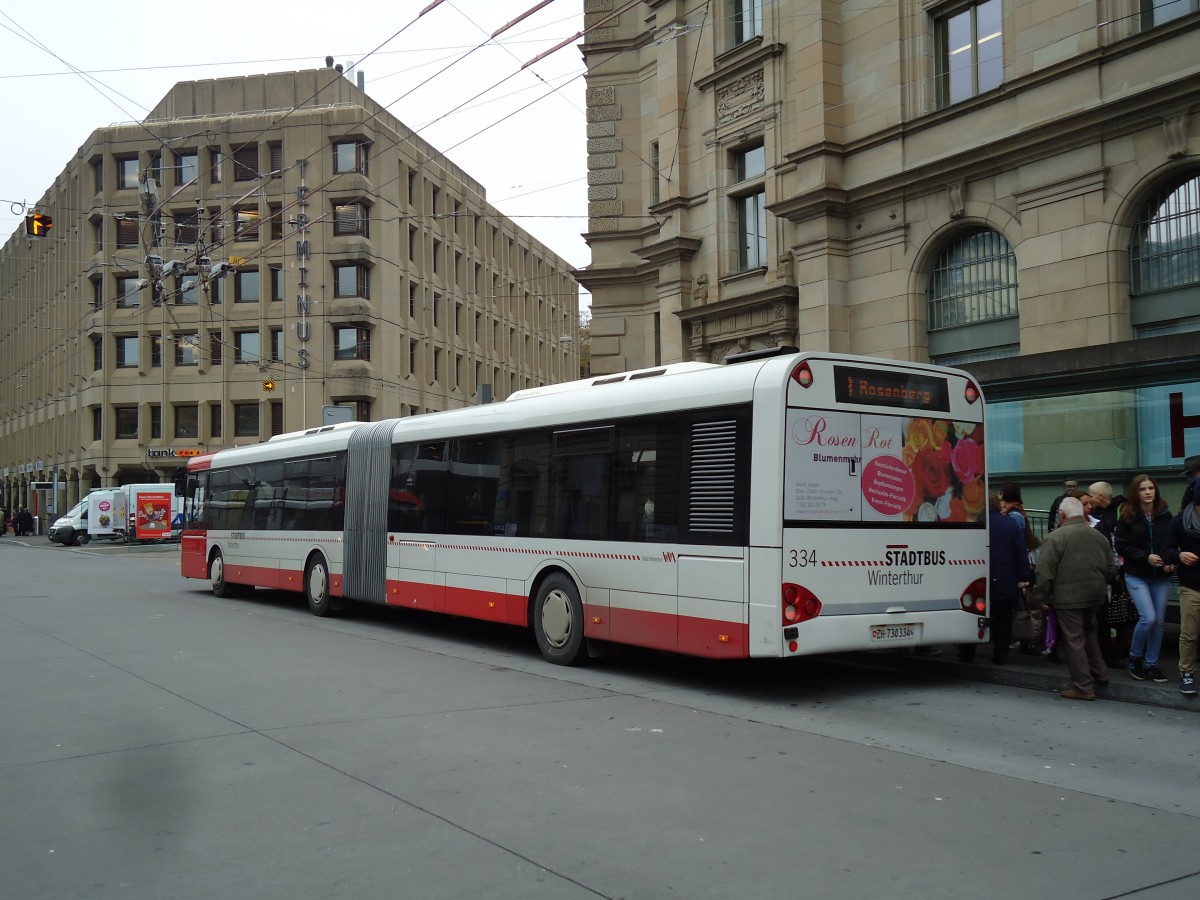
[575,0,1200,509]
[1,68,579,517]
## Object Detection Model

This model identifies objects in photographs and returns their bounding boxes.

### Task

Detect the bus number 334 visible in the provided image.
[789,548,817,567]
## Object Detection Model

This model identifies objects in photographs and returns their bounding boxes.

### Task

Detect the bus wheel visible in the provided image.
[533,573,586,666]
[210,551,236,598]
[305,554,333,617]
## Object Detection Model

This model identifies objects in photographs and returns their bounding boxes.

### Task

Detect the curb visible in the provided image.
[836,650,1199,713]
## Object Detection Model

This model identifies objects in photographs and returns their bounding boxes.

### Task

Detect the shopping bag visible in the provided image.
[1011,609,1044,643]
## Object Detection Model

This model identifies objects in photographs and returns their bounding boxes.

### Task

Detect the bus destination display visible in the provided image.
[833,366,950,413]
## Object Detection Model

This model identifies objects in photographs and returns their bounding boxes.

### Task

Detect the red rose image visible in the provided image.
[942,497,967,523]
[912,445,953,500]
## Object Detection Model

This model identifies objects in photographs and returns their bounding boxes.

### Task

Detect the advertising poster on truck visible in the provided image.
[134,490,173,540]
[87,491,127,537]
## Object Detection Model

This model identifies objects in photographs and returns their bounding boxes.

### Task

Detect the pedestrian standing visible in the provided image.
[1032,496,1116,700]
[1164,472,1200,696]
[1000,483,1040,551]
[987,493,1032,664]
[1180,455,1200,512]
[1047,478,1078,532]
[1114,474,1175,683]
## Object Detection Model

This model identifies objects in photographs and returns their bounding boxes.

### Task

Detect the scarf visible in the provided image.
[1184,502,1200,540]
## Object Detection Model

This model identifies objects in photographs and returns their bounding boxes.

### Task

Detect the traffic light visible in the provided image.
[25,213,53,237]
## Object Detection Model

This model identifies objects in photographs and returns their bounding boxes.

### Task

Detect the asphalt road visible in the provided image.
[2,537,1197,899]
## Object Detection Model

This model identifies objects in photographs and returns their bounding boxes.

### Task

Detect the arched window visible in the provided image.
[1129,173,1200,337]
[926,228,1019,365]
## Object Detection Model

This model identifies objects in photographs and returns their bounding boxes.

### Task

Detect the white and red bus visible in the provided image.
[179,349,988,665]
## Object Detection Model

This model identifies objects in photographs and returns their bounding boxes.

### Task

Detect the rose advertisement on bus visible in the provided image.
[784,410,985,524]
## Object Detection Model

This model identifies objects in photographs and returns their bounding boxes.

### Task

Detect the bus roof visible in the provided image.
[191,352,980,471]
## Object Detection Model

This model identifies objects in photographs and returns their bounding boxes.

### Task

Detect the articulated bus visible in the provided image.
[180,349,989,665]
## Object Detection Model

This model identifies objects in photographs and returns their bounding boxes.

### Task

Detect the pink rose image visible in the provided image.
[951,437,984,484]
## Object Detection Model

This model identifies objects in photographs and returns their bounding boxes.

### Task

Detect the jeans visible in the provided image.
[1126,573,1171,667]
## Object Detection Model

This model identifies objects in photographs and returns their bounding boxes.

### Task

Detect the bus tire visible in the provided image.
[305,554,333,617]
[533,573,586,666]
[210,550,237,598]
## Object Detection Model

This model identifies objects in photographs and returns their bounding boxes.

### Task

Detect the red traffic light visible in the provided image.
[25,213,53,237]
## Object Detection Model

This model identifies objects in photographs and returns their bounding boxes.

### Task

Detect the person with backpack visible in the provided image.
[1164,467,1200,696]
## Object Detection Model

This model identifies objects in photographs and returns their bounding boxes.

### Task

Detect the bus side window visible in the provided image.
[617,419,682,542]
[555,453,612,539]
[450,436,501,536]
[494,432,550,537]
[388,443,419,533]
[414,442,449,533]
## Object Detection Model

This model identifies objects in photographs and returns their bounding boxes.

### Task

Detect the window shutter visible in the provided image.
[116,216,140,247]
[233,144,259,181]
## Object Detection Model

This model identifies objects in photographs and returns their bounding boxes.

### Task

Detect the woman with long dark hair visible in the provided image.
[1114,474,1176,682]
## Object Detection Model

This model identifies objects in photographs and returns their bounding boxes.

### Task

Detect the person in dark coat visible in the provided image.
[1047,478,1078,532]
[1114,474,1176,683]
[988,493,1032,664]
[1180,455,1200,512]
[1088,481,1125,543]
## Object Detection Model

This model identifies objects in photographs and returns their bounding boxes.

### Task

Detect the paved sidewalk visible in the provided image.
[841,630,1198,712]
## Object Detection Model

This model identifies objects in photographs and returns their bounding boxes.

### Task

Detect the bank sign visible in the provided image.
[146,448,203,460]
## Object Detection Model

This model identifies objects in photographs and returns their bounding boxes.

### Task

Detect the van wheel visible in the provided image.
[77,533,90,546]
[533,573,586,666]
[211,550,237,598]
[305,554,333,616]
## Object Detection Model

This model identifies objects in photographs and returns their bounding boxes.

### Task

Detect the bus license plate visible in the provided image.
[870,624,917,643]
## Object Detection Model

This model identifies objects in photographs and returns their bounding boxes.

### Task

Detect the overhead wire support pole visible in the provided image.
[522,0,643,69]
[492,0,558,38]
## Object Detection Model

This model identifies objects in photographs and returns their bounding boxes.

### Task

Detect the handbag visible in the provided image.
[1012,589,1046,643]
[1107,575,1138,627]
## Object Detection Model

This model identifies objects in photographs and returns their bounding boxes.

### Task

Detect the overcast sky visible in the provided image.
[0,1,591,296]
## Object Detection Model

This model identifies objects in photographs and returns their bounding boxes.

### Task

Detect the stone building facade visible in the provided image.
[1,68,579,519]
[576,0,1200,508]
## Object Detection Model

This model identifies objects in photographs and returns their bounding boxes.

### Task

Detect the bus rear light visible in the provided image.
[964,381,980,404]
[959,578,987,615]
[790,361,814,388]
[782,583,822,626]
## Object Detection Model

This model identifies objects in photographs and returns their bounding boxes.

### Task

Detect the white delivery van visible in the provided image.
[48,498,88,545]
[47,489,125,545]
[47,483,181,546]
